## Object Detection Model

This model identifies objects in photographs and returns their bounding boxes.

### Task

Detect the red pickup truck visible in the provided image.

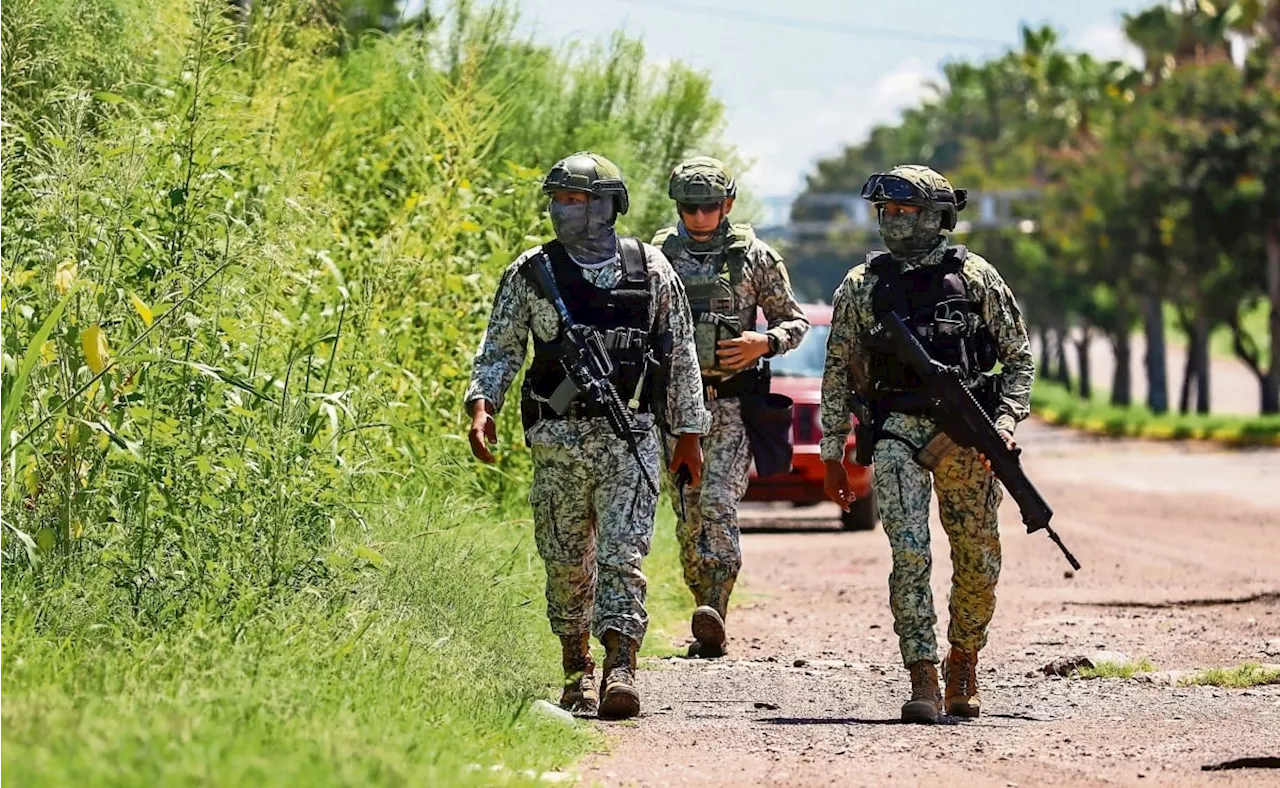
[743,304,879,530]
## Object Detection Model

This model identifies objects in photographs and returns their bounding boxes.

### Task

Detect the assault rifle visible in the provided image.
[529,256,659,495]
[871,311,1081,570]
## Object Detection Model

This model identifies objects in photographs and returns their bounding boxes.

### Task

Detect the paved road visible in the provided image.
[583,420,1280,787]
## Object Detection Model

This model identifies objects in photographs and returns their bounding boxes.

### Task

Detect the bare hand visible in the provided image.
[977,431,1016,475]
[823,459,854,511]
[670,433,704,488]
[468,400,498,463]
[716,331,771,371]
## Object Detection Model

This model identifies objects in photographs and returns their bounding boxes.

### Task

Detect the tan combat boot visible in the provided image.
[599,630,641,720]
[943,646,981,718]
[688,580,734,659]
[558,633,598,715]
[901,660,942,724]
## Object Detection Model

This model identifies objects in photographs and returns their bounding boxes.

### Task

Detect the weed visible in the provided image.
[1074,657,1158,679]
[1182,663,1280,688]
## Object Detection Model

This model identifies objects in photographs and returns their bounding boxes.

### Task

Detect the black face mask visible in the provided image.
[550,197,618,264]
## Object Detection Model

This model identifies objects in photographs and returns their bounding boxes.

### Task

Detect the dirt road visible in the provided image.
[582,421,1280,787]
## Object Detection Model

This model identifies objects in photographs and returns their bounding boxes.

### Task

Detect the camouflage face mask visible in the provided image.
[550,197,618,264]
[878,206,943,259]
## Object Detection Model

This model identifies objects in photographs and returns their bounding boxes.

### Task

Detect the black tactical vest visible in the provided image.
[866,245,998,395]
[522,239,656,417]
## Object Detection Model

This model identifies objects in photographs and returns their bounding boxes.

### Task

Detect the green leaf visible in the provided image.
[93,91,125,104]
[3,522,38,564]
[35,527,56,553]
[353,545,389,568]
[3,295,70,459]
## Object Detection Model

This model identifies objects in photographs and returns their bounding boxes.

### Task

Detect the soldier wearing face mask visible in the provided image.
[465,152,709,721]
[652,157,809,659]
[820,165,1034,724]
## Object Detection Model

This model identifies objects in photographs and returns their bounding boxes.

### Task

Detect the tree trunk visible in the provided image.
[1075,324,1093,400]
[1192,312,1212,414]
[1038,325,1052,380]
[1110,330,1132,406]
[1178,339,1196,415]
[1177,310,1198,414]
[1264,220,1280,414]
[1053,319,1071,391]
[1143,295,1169,413]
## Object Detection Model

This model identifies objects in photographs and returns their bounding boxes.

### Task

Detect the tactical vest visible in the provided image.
[521,239,656,419]
[657,224,754,376]
[865,245,998,396]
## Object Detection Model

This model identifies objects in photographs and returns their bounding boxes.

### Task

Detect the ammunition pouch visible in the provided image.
[736,364,794,478]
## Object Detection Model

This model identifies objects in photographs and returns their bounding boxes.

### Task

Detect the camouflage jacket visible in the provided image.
[653,223,809,379]
[464,241,711,436]
[819,239,1034,462]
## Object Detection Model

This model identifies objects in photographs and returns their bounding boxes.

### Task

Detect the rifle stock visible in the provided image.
[873,311,1080,570]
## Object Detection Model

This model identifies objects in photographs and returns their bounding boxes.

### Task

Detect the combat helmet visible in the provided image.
[541,152,630,215]
[668,156,737,205]
[860,165,969,230]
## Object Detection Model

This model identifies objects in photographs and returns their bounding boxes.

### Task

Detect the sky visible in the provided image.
[409,0,1154,198]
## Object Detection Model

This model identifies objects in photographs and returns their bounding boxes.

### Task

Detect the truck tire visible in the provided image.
[840,490,879,531]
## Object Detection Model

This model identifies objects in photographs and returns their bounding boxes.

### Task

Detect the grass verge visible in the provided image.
[1181,663,1280,688]
[1032,380,1280,447]
[2,473,692,786]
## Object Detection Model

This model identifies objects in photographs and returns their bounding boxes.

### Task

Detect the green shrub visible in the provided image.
[1031,381,1280,446]
[2,0,728,782]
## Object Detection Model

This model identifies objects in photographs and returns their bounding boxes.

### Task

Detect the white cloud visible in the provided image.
[732,57,936,196]
[1072,22,1143,66]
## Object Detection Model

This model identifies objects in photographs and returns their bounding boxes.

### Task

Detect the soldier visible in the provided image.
[464,152,708,721]
[652,156,809,658]
[820,165,1033,723]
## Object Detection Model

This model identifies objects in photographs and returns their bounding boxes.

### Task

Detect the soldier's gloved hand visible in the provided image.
[670,433,704,489]
[715,331,771,371]
[823,459,854,511]
[468,399,498,464]
[977,430,1016,475]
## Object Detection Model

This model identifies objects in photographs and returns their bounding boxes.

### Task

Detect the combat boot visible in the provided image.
[943,646,981,718]
[688,580,734,659]
[599,630,641,720]
[558,633,597,715]
[901,660,942,724]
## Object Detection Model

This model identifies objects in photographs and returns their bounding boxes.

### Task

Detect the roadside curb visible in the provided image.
[1034,408,1280,448]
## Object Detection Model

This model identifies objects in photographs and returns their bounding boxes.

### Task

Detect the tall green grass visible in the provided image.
[2,0,726,782]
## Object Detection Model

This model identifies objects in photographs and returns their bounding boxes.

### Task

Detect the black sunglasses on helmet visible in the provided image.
[678,201,725,215]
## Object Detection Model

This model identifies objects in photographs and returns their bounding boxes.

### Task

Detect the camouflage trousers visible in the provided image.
[872,412,1003,667]
[663,398,750,610]
[527,416,660,644]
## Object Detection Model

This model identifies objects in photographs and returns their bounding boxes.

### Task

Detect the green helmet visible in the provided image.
[541,151,630,215]
[860,164,969,230]
[668,156,737,204]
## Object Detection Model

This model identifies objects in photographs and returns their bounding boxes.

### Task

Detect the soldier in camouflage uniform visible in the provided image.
[819,165,1034,724]
[652,157,808,658]
[466,152,709,720]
